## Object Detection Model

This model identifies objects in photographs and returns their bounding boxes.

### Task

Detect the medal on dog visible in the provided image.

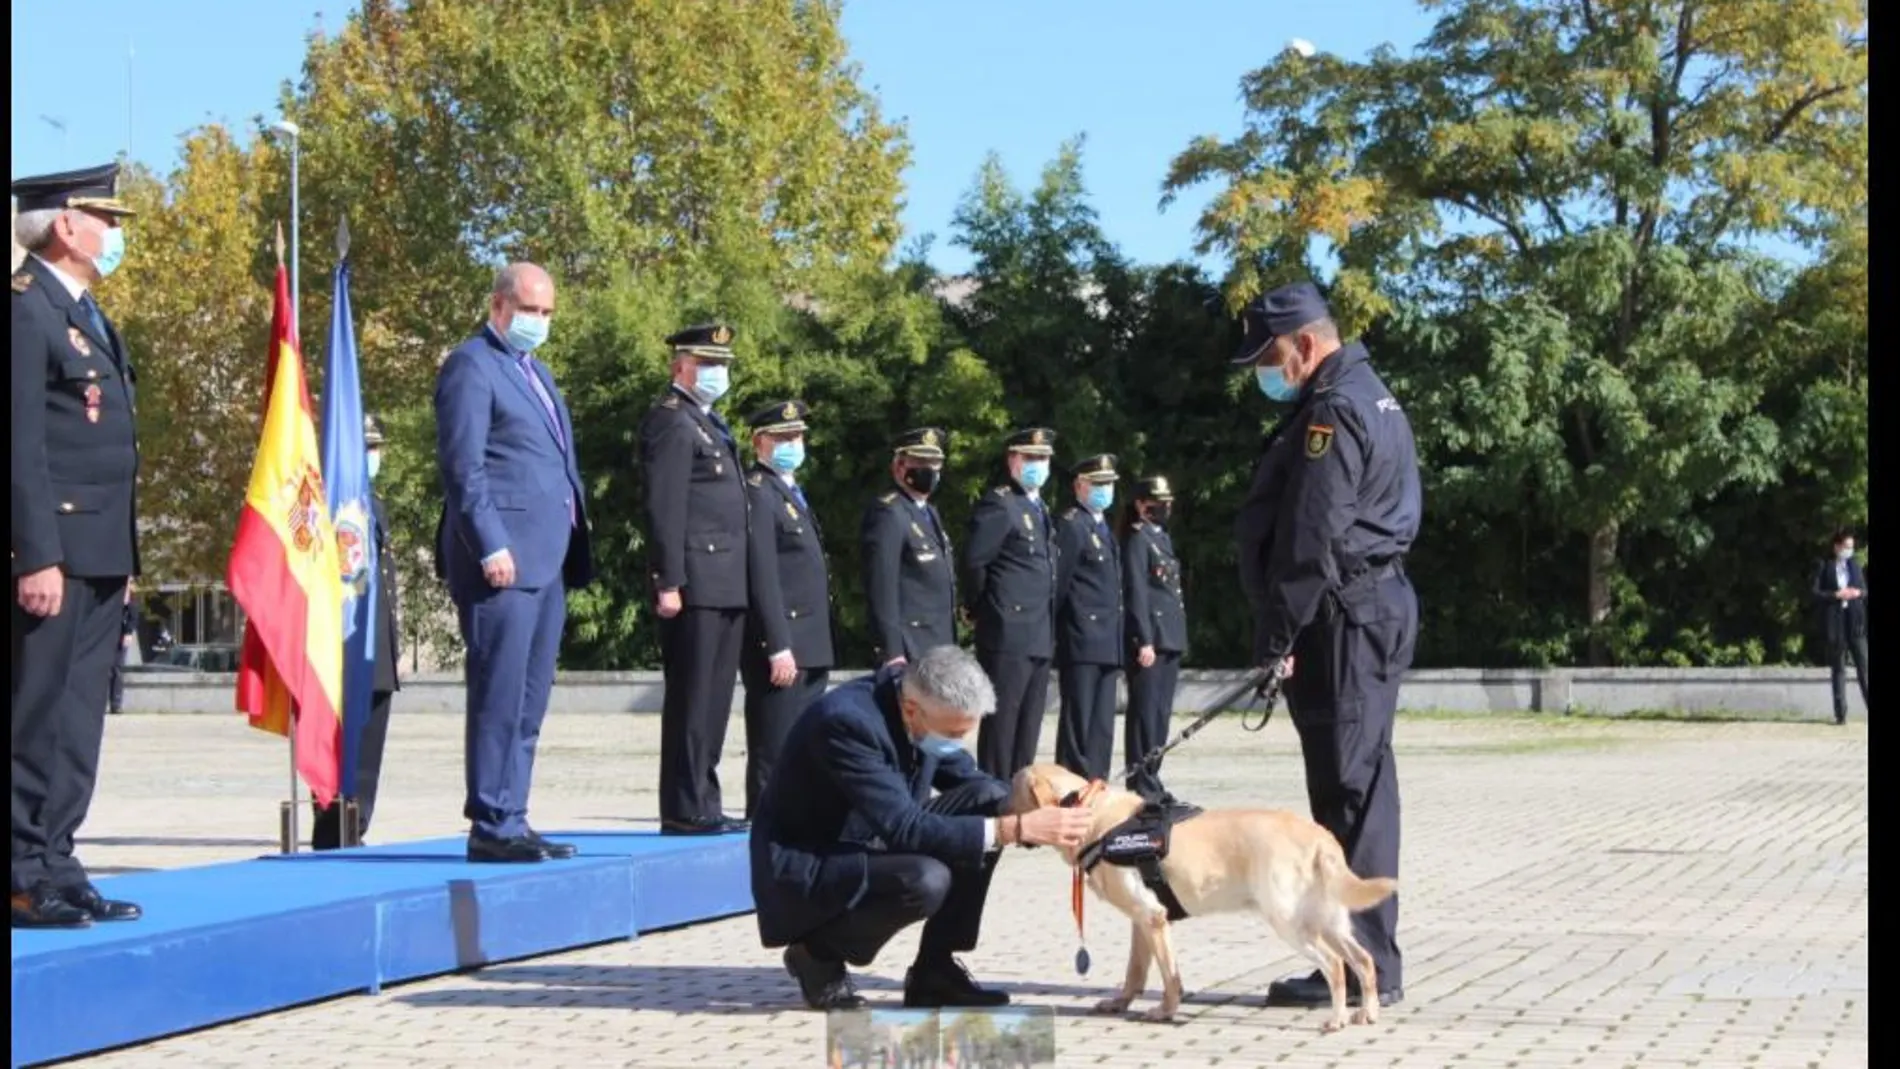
[1075,946,1091,976]
[1071,865,1090,975]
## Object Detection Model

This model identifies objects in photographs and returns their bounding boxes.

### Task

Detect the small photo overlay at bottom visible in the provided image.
[826,1007,942,1068]
[939,1006,1056,1069]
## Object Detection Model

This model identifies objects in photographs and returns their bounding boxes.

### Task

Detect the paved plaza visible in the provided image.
[62,706,1867,1069]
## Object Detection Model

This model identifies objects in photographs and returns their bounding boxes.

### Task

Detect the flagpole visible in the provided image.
[273,220,302,857]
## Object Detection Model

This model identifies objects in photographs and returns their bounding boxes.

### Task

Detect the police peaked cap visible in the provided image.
[1231,280,1331,364]
[747,399,809,434]
[11,162,137,217]
[1003,427,1056,457]
[666,322,736,360]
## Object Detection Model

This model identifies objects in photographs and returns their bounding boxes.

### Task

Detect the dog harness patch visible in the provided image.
[1078,799,1206,921]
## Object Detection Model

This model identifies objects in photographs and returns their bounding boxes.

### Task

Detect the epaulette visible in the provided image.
[747,472,764,487]
[11,273,32,294]
[1061,507,1079,521]
[659,394,681,410]
[878,491,898,505]
[993,486,1011,496]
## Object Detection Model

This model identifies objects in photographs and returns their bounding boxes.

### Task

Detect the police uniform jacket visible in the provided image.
[1124,521,1188,656]
[638,384,749,609]
[1054,506,1122,666]
[1235,341,1422,664]
[963,484,1058,658]
[749,667,1007,947]
[744,463,834,667]
[371,493,402,694]
[860,487,956,663]
[11,257,140,580]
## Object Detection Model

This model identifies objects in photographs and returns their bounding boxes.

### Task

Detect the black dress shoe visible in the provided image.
[59,882,142,922]
[904,957,1010,1008]
[660,816,751,836]
[784,944,866,1011]
[525,829,577,859]
[12,884,92,929]
[1264,970,1402,1008]
[466,833,547,863]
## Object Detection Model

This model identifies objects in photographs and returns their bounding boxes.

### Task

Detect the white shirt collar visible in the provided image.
[31,254,88,301]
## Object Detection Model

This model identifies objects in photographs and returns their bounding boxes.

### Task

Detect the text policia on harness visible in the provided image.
[1060,663,1289,974]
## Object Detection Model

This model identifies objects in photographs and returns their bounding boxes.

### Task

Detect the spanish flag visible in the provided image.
[228,239,345,807]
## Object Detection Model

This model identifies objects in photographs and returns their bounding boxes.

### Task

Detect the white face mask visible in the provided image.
[1838,548,1855,561]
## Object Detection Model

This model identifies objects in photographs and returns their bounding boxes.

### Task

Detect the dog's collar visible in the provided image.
[1060,779,1108,808]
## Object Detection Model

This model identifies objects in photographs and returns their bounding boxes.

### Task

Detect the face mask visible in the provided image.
[90,223,126,280]
[1255,364,1300,402]
[504,312,550,353]
[692,363,730,404]
[904,701,966,758]
[1085,486,1114,512]
[1146,503,1172,525]
[366,451,382,481]
[1838,548,1855,561]
[1018,460,1049,492]
[902,466,941,495]
[770,440,805,474]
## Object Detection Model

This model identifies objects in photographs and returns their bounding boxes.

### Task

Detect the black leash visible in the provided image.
[1108,662,1287,787]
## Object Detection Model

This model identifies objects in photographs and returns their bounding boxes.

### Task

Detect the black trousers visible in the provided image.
[1284,576,1416,992]
[975,650,1051,781]
[800,781,1002,968]
[11,576,126,893]
[1124,650,1182,802]
[658,607,746,824]
[739,656,829,822]
[108,639,129,713]
[1055,662,1120,780]
[313,689,395,850]
[1828,632,1869,722]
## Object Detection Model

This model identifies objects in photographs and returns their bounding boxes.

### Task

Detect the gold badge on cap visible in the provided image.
[1030,429,1045,446]
[1153,476,1171,495]
[782,402,797,420]
[923,429,939,448]
[711,325,733,345]
[68,327,91,356]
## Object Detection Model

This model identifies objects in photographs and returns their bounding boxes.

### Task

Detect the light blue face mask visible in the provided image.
[91,225,126,280]
[1255,364,1300,402]
[1085,485,1114,512]
[366,450,383,481]
[693,363,731,404]
[916,733,965,759]
[1019,460,1049,491]
[505,312,550,353]
[770,440,805,474]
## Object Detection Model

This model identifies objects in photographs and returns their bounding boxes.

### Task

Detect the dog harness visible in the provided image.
[1062,783,1205,924]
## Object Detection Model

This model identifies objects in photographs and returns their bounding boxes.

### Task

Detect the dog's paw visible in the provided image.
[1352,1007,1376,1026]
[1320,1017,1348,1034]
[1139,1005,1177,1024]
[1092,996,1131,1015]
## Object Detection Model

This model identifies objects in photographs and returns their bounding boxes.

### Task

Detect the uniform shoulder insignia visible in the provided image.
[993,486,1010,497]
[748,472,764,487]
[11,272,31,294]
[1061,507,1079,520]
[659,394,681,410]
[1305,422,1336,460]
[879,491,898,505]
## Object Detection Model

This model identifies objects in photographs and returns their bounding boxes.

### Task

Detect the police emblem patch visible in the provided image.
[334,503,372,596]
[1305,423,1335,459]
[68,327,91,356]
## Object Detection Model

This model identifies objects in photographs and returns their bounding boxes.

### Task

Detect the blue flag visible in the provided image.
[320,259,379,802]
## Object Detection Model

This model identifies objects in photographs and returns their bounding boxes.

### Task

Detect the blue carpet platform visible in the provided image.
[10,831,752,1067]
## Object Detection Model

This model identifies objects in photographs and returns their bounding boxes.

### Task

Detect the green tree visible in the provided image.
[1166,0,1867,663]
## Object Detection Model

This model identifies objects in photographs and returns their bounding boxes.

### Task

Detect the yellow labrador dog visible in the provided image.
[1010,763,1397,1031]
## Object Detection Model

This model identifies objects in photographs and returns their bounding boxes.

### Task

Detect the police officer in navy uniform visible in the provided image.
[962,428,1060,780]
[1234,281,1420,1009]
[1053,454,1124,780]
[861,427,956,668]
[1121,475,1188,803]
[314,414,403,850]
[10,163,145,928]
[640,323,751,835]
[739,399,834,821]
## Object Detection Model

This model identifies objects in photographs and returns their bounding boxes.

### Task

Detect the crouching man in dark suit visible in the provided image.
[750,644,1094,1011]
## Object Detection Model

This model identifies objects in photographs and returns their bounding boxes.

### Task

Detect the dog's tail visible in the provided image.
[1318,848,1399,912]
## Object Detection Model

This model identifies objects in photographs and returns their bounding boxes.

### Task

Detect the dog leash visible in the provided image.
[1107,663,1287,787]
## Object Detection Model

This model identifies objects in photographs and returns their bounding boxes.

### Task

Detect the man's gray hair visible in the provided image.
[492,261,549,301]
[14,209,63,254]
[901,646,997,718]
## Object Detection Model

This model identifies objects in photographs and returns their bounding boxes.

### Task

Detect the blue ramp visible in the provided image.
[10,831,753,1068]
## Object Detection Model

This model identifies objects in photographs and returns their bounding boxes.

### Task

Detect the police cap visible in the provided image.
[666,322,736,361]
[11,162,137,217]
[1070,454,1119,483]
[1231,280,1331,364]
[893,426,947,461]
[363,414,386,446]
[1003,427,1056,457]
[1132,475,1175,501]
[747,399,809,435]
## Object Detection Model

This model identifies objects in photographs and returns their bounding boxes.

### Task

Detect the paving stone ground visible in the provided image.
[59,707,1867,1069]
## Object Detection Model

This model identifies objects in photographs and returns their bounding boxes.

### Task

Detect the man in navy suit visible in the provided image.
[750,645,1094,1011]
[434,262,595,863]
[1812,528,1869,726]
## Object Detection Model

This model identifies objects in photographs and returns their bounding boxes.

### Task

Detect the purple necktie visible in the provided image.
[517,355,576,526]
